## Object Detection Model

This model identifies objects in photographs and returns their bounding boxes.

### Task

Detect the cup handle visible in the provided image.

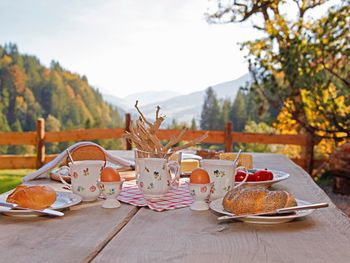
[167,160,180,188]
[57,167,72,190]
[233,166,249,190]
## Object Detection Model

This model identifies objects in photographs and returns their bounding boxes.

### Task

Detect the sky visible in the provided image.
[0,0,337,98]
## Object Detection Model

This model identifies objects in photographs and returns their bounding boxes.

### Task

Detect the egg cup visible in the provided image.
[188,182,213,211]
[97,180,124,209]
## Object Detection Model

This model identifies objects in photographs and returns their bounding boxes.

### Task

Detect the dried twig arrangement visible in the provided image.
[123,100,208,157]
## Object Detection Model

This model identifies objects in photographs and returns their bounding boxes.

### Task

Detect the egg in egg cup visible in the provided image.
[98,180,124,208]
[188,168,213,211]
[98,167,124,209]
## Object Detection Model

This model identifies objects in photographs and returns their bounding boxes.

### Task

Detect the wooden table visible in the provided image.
[1,154,350,263]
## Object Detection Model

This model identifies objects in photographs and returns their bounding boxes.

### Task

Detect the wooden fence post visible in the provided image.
[301,132,314,174]
[224,121,233,152]
[36,118,45,168]
[125,113,132,150]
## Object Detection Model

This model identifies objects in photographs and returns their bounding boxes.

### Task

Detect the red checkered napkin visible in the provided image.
[117,178,193,212]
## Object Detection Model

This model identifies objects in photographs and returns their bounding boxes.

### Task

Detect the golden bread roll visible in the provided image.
[222,188,297,215]
[6,185,57,210]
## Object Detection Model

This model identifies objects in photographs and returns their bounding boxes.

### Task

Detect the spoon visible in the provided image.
[231,149,250,189]
[232,149,242,166]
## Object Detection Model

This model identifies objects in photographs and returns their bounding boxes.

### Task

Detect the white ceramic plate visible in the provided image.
[209,198,314,224]
[235,168,290,188]
[0,191,82,218]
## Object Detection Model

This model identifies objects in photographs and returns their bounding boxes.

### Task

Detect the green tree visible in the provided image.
[220,98,232,128]
[45,114,61,153]
[190,118,197,130]
[230,90,247,131]
[200,87,222,130]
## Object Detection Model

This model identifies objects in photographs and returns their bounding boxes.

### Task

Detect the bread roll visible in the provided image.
[223,188,297,215]
[6,185,56,210]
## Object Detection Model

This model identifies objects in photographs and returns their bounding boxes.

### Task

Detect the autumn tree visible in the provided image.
[207,0,350,141]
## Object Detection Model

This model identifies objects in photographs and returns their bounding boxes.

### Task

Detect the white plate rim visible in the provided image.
[209,198,314,221]
[0,191,82,217]
[235,168,290,185]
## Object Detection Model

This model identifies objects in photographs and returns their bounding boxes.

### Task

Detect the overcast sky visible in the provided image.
[0,0,336,97]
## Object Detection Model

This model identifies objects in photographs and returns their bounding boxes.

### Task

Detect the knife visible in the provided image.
[217,202,329,221]
[0,201,64,217]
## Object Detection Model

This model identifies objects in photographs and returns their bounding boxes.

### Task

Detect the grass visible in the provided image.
[0,169,34,194]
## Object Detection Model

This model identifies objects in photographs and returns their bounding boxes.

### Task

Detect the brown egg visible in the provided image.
[190,168,210,184]
[100,167,121,182]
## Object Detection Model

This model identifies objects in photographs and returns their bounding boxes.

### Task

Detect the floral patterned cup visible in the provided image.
[97,180,124,208]
[188,182,213,210]
[59,160,104,201]
[200,159,240,201]
[136,157,180,201]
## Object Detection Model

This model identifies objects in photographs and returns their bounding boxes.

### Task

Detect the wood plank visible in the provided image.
[156,129,225,144]
[0,131,36,145]
[45,128,125,143]
[232,132,308,145]
[0,155,37,169]
[0,179,139,263]
[0,154,59,169]
[93,154,350,263]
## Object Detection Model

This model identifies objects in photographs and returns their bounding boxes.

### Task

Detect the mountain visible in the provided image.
[130,73,252,125]
[0,43,123,153]
[102,90,181,112]
[102,93,128,115]
[124,90,181,107]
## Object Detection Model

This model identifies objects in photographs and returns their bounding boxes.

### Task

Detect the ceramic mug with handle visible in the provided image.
[136,157,180,201]
[59,160,105,201]
[200,159,248,201]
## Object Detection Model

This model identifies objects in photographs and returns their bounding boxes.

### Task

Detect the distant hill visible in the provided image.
[102,90,181,112]
[102,93,128,115]
[0,43,122,153]
[130,73,252,125]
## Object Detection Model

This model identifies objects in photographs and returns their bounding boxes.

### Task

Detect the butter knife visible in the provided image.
[0,201,64,217]
[217,202,329,220]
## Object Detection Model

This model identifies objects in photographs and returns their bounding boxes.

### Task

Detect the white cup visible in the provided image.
[200,159,239,201]
[59,160,105,201]
[136,158,180,201]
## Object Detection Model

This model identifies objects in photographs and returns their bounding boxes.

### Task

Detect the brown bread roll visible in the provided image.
[222,187,297,215]
[6,185,57,210]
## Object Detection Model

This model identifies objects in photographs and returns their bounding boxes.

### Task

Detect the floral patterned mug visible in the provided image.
[136,158,180,201]
[200,159,247,201]
[59,160,105,201]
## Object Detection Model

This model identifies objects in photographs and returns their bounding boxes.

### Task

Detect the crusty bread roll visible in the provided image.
[223,188,297,215]
[6,185,56,210]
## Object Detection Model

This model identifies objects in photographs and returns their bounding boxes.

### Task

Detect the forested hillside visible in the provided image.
[0,43,123,153]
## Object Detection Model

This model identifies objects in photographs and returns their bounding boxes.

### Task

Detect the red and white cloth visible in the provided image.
[118,178,193,212]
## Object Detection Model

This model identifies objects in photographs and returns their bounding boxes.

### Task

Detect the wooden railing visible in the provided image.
[0,114,316,172]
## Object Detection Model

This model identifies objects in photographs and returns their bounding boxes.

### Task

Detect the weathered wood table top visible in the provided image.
[1,153,350,263]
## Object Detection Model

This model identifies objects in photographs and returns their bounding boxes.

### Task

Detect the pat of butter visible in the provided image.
[181,159,199,174]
